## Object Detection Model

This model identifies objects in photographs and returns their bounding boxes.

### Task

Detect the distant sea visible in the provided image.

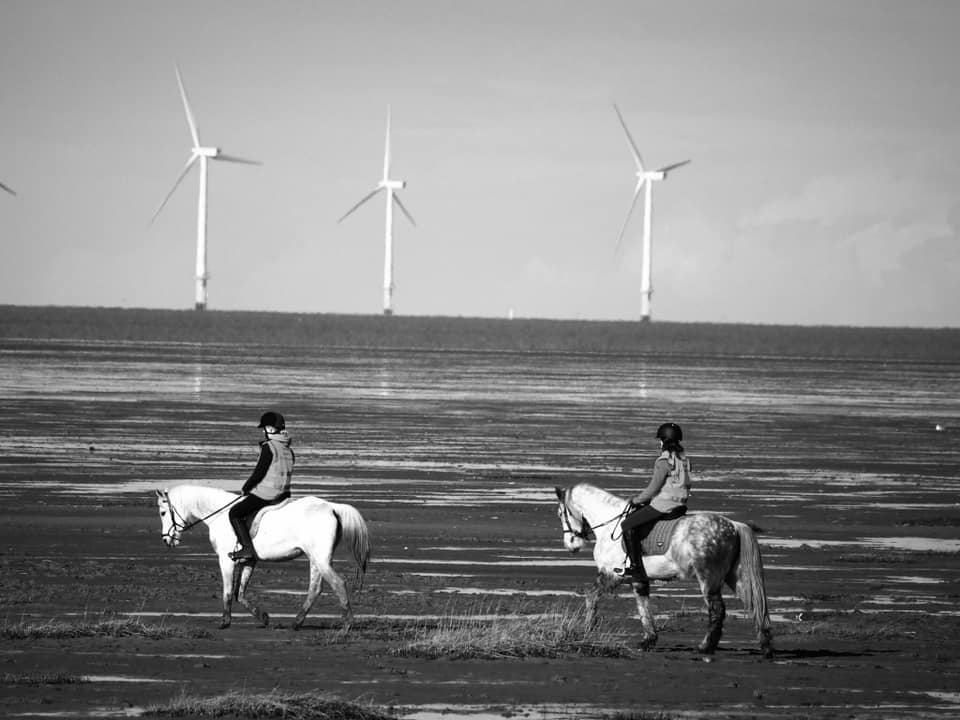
[1,304,957,491]
[0,305,958,361]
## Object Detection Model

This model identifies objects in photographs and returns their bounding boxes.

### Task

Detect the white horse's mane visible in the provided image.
[571,482,625,509]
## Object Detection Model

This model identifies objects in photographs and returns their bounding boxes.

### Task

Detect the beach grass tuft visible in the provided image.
[391,600,635,659]
[0,672,88,685]
[0,614,212,640]
[147,689,395,719]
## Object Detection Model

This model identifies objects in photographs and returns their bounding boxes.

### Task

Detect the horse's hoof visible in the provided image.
[292,618,304,631]
[638,636,657,651]
[260,613,270,628]
[697,643,717,655]
[219,620,231,630]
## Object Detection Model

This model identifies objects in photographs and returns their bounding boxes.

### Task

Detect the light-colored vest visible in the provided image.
[650,451,690,513]
[251,439,294,501]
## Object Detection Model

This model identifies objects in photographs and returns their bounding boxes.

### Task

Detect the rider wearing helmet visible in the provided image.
[615,422,691,589]
[227,411,295,562]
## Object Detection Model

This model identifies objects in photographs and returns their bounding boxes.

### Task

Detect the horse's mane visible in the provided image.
[571,482,625,509]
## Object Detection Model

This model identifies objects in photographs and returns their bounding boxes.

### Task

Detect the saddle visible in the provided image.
[624,509,687,556]
[246,497,295,538]
[639,516,685,555]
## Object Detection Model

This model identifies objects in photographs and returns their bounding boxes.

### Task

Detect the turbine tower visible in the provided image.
[0,181,15,197]
[338,106,415,316]
[150,65,260,311]
[613,104,689,323]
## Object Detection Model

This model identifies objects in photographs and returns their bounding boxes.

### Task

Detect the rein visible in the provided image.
[560,496,630,541]
[162,491,241,541]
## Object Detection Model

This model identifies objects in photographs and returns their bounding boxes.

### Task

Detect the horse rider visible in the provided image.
[614,422,691,587]
[227,411,295,562]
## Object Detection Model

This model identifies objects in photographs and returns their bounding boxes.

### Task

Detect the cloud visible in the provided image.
[738,168,949,233]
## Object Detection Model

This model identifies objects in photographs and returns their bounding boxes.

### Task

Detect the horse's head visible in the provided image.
[156,488,182,548]
[554,487,588,553]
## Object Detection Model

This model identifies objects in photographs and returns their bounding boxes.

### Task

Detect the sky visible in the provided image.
[1,1,959,327]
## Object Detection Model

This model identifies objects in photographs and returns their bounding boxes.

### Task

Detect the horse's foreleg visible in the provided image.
[585,572,619,632]
[293,562,326,631]
[698,591,726,655]
[632,580,658,651]
[218,557,235,629]
[235,562,270,628]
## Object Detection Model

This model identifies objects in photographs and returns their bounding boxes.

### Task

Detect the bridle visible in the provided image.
[558,496,592,541]
[159,490,240,544]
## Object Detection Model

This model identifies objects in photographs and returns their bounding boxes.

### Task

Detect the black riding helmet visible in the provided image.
[257,411,286,431]
[655,422,682,442]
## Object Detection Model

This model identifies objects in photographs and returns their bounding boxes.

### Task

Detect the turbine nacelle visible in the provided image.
[643,170,665,182]
[194,146,220,158]
[381,179,405,190]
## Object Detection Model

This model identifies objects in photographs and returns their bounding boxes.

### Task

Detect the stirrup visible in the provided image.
[229,548,254,562]
[614,566,640,577]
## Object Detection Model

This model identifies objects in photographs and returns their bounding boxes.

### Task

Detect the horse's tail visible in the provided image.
[331,502,371,592]
[731,520,774,657]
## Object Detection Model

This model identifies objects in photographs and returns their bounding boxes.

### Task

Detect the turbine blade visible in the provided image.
[613,183,643,258]
[383,105,392,180]
[393,193,416,227]
[175,64,200,147]
[613,103,645,171]
[215,154,262,165]
[0,181,15,197]
[657,159,691,174]
[337,188,382,224]
[149,154,198,225]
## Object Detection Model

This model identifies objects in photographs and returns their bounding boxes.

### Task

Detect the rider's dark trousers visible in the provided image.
[228,494,273,551]
[620,505,671,582]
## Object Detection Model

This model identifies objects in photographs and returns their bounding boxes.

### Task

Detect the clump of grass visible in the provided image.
[391,600,635,659]
[0,672,88,685]
[0,615,212,640]
[147,689,396,719]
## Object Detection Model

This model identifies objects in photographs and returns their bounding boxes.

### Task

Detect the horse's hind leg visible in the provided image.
[293,562,325,631]
[235,562,270,628]
[324,565,353,630]
[697,576,726,654]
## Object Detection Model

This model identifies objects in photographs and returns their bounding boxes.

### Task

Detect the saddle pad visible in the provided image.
[639,516,684,556]
[249,497,295,537]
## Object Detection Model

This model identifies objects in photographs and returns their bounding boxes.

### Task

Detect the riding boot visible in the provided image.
[626,529,649,585]
[614,529,646,581]
[228,515,255,561]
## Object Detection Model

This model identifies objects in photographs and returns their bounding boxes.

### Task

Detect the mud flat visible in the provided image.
[1,476,959,720]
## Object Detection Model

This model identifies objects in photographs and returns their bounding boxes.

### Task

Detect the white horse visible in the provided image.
[156,485,370,630]
[556,483,773,657]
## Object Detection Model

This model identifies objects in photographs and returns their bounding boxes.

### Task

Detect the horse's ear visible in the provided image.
[155,489,164,498]
[554,487,565,500]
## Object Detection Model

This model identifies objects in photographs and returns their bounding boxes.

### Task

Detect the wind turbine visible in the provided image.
[0,181,15,197]
[150,65,260,311]
[338,106,415,316]
[613,103,690,323]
